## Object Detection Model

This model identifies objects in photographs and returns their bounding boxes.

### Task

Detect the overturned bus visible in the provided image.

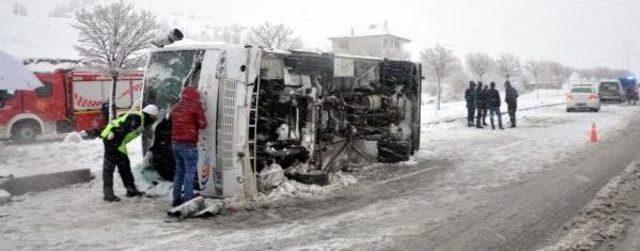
[142,45,421,200]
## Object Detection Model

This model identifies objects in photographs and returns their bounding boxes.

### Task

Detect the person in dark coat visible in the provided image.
[626,86,637,106]
[170,86,207,207]
[465,81,477,127]
[148,115,174,181]
[486,82,504,130]
[101,105,158,202]
[475,82,487,128]
[504,81,519,127]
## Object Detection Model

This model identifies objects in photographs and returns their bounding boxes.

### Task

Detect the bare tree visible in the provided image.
[544,61,573,86]
[73,0,157,121]
[246,22,303,50]
[444,62,470,101]
[525,60,545,99]
[421,45,458,110]
[577,67,631,80]
[12,2,28,16]
[496,54,521,81]
[465,52,494,81]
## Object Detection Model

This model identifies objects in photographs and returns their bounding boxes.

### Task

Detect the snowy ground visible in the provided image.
[421,89,566,124]
[1,94,639,250]
[0,133,142,178]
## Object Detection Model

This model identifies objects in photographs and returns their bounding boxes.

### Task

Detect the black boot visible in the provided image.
[126,189,145,198]
[171,199,183,207]
[104,194,121,202]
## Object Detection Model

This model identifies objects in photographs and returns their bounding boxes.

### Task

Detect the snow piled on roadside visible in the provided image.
[62,132,83,143]
[230,172,359,208]
[540,161,640,251]
[0,137,142,178]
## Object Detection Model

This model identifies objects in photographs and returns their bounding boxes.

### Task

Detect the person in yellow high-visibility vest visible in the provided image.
[100,104,158,202]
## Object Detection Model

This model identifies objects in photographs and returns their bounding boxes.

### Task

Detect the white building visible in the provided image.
[328,22,411,60]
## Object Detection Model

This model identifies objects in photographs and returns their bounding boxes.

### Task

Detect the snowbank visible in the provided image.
[541,161,640,251]
[0,137,142,178]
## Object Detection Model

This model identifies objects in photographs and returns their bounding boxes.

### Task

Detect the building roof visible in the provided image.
[328,22,411,43]
[328,34,411,43]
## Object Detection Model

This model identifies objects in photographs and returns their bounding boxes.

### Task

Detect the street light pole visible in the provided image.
[621,40,634,70]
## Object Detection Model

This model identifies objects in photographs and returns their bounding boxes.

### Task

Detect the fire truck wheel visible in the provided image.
[11,120,40,142]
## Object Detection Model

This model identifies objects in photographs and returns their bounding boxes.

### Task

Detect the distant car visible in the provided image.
[599,80,625,103]
[566,85,600,112]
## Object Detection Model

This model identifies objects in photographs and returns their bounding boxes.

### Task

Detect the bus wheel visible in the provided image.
[11,120,40,142]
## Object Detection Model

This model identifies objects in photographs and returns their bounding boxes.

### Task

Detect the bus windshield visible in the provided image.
[143,49,204,111]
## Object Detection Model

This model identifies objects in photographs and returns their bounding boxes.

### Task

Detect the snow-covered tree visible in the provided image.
[12,2,28,16]
[443,62,471,101]
[496,54,521,81]
[246,22,303,50]
[465,52,494,81]
[524,60,546,99]
[72,0,157,121]
[577,67,631,80]
[544,61,573,85]
[421,45,458,110]
[525,60,545,81]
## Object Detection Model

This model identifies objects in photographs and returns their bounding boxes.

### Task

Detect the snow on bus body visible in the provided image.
[0,69,143,141]
[142,44,421,201]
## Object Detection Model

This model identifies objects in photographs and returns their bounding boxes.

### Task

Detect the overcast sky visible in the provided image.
[3,0,639,73]
[136,0,640,73]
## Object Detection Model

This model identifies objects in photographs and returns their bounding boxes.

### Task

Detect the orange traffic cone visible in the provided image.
[590,122,598,143]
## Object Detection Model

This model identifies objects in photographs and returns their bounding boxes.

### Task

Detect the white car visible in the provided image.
[566,85,600,112]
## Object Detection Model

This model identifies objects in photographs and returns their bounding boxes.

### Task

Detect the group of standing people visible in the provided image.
[465,81,519,130]
[100,85,208,208]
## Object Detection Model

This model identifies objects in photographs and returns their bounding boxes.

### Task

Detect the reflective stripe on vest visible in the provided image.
[100,113,144,154]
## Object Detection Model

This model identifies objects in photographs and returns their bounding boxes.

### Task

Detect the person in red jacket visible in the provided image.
[170,86,207,207]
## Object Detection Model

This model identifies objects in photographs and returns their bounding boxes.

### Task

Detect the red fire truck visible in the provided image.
[0,69,143,141]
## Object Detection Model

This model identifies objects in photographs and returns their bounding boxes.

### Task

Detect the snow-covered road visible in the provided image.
[1,100,640,250]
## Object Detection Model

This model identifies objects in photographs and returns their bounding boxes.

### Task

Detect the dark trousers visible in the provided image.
[489,107,503,129]
[172,142,199,204]
[627,96,637,105]
[507,100,517,127]
[103,143,137,197]
[476,108,487,126]
[467,106,475,125]
[482,109,487,124]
